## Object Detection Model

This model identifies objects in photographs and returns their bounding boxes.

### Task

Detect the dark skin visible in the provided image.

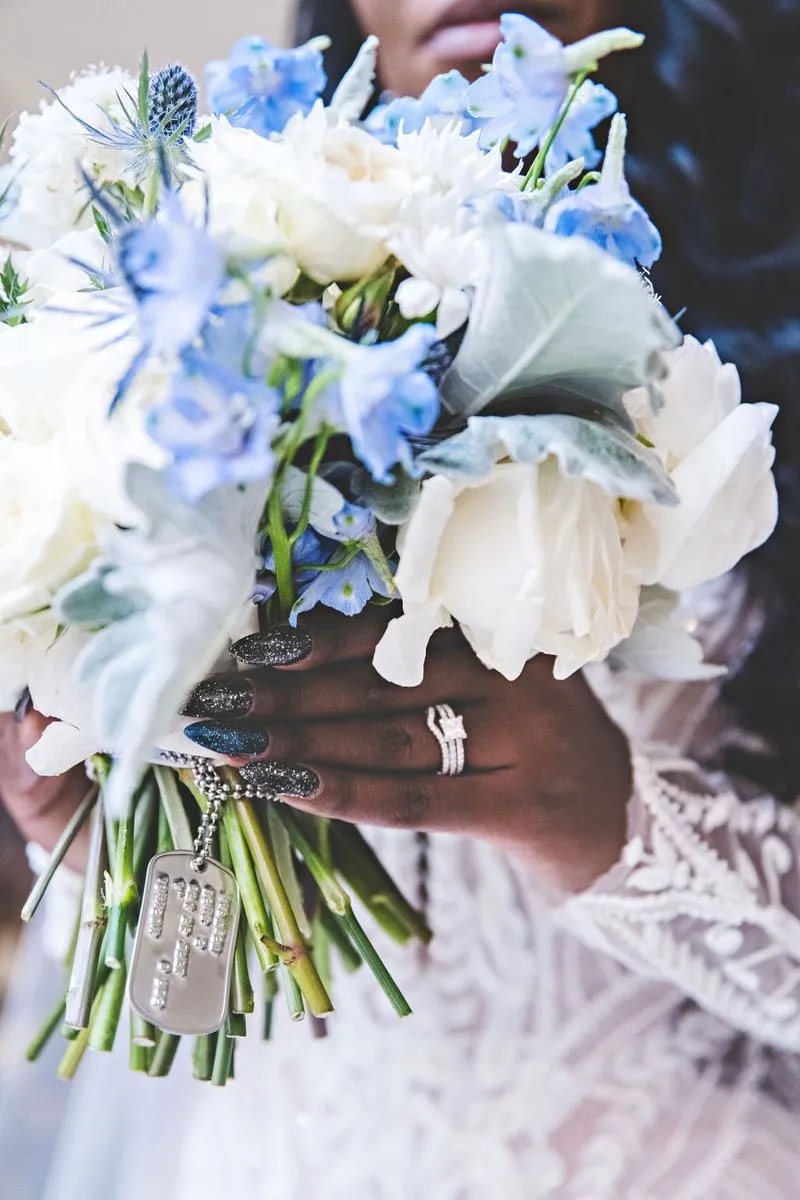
[1,0,632,894]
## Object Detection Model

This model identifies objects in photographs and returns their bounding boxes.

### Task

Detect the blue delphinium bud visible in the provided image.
[148,64,198,140]
[545,114,662,270]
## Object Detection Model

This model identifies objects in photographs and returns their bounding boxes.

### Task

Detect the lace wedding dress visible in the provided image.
[3,578,799,1199]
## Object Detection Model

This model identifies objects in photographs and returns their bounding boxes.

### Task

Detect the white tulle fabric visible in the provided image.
[167,580,800,1200]
[8,579,800,1199]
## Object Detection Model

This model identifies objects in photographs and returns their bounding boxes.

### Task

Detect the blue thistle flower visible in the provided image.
[41,53,197,189]
[147,64,198,140]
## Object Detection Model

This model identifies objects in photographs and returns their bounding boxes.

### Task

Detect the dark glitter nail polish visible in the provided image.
[239,760,320,799]
[230,627,313,667]
[181,677,254,719]
[183,720,269,758]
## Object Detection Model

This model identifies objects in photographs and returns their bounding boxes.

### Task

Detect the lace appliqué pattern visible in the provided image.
[561,752,800,1054]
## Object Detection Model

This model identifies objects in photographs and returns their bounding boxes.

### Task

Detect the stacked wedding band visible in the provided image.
[426,704,468,776]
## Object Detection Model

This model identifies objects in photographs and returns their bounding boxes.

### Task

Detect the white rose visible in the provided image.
[275,104,407,283]
[0,439,99,621]
[184,120,298,294]
[19,228,111,308]
[0,297,167,525]
[191,108,406,285]
[373,460,640,686]
[624,338,779,590]
[0,610,61,712]
[2,67,136,248]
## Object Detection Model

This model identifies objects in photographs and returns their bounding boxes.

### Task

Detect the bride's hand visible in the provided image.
[182,608,632,893]
[0,709,90,867]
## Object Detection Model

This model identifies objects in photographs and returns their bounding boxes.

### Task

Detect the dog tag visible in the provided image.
[129,852,240,1036]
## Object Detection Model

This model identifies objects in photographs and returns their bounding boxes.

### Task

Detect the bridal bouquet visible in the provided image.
[0,16,778,1084]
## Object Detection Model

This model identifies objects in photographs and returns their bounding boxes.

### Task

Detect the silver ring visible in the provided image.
[426,704,467,777]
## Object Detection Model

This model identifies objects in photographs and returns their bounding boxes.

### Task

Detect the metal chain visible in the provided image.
[155,751,273,873]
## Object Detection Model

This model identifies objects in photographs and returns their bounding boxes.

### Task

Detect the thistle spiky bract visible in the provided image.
[147,64,198,140]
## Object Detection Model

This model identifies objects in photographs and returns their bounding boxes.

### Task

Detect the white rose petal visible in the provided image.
[623,339,779,592]
[0,439,98,621]
[2,66,136,248]
[374,461,639,686]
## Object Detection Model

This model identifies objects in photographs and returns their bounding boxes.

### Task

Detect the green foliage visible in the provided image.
[0,255,29,326]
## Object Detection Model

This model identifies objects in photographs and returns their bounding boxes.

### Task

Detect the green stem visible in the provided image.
[329,820,432,944]
[142,168,160,218]
[262,971,277,1040]
[287,426,332,551]
[25,995,67,1062]
[318,903,362,974]
[523,68,592,191]
[57,1026,90,1080]
[129,1012,151,1073]
[65,799,108,1030]
[148,1031,181,1077]
[232,798,333,1017]
[232,929,255,1014]
[88,958,127,1053]
[277,807,411,1017]
[21,786,98,922]
[105,805,137,969]
[192,1033,217,1081]
[211,1021,235,1087]
[227,1011,247,1038]
[267,482,295,614]
[267,803,311,939]
[131,1012,157,1048]
[153,766,194,850]
[214,799,276,974]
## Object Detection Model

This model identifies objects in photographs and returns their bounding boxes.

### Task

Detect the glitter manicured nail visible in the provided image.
[230,627,313,667]
[239,760,320,799]
[183,720,269,758]
[180,677,255,719]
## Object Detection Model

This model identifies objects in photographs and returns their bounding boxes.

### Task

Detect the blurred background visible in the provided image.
[1,0,296,119]
[0,0,297,1005]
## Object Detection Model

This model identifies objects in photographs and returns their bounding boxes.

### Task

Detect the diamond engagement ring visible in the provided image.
[426,704,468,776]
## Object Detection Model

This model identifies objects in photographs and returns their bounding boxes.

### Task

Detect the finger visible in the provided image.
[183,702,501,773]
[240,760,511,835]
[229,605,397,673]
[182,651,485,723]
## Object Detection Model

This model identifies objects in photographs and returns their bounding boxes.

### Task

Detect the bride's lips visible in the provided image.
[420,1,564,64]
[424,19,503,65]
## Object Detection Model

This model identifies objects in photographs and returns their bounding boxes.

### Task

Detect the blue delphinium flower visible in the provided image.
[148,358,280,500]
[366,70,478,144]
[117,195,224,358]
[255,525,336,604]
[292,551,394,620]
[206,37,327,137]
[545,114,662,269]
[466,15,570,157]
[334,324,441,485]
[544,80,617,174]
[332,500,375,541]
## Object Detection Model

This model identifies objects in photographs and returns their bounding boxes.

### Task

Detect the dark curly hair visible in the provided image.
[295,0,800,799]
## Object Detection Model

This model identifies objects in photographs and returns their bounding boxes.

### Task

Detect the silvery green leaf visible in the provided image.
[441,223,680,421]
[419,413,678,505]
[54,564,144,629]
[353,466,421,525]
[74,465,263,815]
